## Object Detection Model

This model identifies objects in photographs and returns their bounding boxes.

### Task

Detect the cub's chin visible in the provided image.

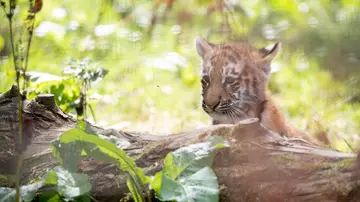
[207,111,253,125]
[208,111,237,125]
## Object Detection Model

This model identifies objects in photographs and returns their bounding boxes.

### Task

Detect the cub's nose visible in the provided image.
[206,101,220,110]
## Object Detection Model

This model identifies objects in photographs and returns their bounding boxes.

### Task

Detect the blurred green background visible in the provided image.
[1,0,360,152]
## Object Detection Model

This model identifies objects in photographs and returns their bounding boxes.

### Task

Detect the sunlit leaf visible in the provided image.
[52,126,149,183]
[0,187,15,202]
[153,167,219,202]
[36,190,61,202]
[0,35,4,51]
[53,166,91,200]
[51,122,150,201]
[151,136,229,202]
[44,171,58,186]
[0,181,44,202]
[127,177,143,202]
[163,135,229,179]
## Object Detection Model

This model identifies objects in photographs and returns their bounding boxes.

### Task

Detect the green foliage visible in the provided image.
[27,73,80,113]
[52,167,91,200]
[152,167,219,202]
[64,57,108,85]
[2,0,358,150]
[0,181,43,202]
[51,121,150,201]
[151,136,230,202]
[127,177,143,202]
[49,121,229,201]
[0,121,228,201]
[1,1,360,200]
[51,122,228,201]
[51,122,149,183]
[0,166,91,202]
[25,57,108,120]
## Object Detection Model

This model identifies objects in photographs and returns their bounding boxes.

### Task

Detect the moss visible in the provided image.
[275,154,296,164]
[0,174,14,187]
[319,158,356,177]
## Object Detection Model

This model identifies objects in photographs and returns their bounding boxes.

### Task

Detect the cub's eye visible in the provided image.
[225,77,236,84]
[201,75,210,87]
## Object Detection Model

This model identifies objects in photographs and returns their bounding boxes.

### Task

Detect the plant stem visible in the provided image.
[14,35,24,202]
[89,104,97,123]
[87,194,101,202]
[5,1,24,201]
[23,14,35,90]
[8,13,19,84]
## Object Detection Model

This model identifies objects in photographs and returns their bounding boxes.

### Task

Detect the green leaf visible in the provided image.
[53,166,91,200]
[163,135,230,180]
[0,35,4,51]
[21,181,46,202]
[152,173,182,200]
[50,140,83,172]
[151,136,229,202]
[27,71,62,83]
[44,171,58,186]
[153,167,219,202]
[51,124,150,201]
[36,190,62,202]
[73,194,92,202]
[0,187,15,202]
[51,127,149,184]
[127,177,143,202]
[0,181,45,202]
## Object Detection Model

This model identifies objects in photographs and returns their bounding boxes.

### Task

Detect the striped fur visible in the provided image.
[195,37,321,144]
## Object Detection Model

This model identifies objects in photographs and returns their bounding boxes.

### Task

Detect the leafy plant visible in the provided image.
[0,166,91,202]
[27,74,80,113]
[50,121,150,201]
[0,181,44,202]
[26,57,108,122]
[1,1,42,201]
[63,57,108,121]
[151,136,230,202]
[0,119,229,201]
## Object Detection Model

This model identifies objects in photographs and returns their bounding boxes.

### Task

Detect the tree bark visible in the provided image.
[0,85,359,202]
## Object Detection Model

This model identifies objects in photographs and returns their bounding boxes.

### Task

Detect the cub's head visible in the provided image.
[195,37,281,124]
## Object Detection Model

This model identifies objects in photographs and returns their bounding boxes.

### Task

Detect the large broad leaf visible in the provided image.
[35,190,61,202]
[163,135,230,180]
[127,177,142,202]
[0,166,90,202]
[52,166,91,200]
[151,135,230,202]
[27,71,62,83]
[0,181,44,202]
[0,187,16,202]
[50,140,84,173]
[51,126,149,184]
[152,167,219,202]
[51,122,149,201]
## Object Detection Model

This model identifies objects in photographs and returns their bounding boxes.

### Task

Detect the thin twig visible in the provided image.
[8,10,19,83]
[23,14,36,90]
[3,1,24,201]
[89,104,97,123]
[87,194,101,202]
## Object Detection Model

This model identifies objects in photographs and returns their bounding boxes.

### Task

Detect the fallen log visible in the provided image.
[0,85,359,202]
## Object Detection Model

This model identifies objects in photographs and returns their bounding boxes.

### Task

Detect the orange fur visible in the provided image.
[195,37,320,144]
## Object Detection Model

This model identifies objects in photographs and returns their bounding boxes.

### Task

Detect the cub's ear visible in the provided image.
[259,42,281,62]
[195,37,214,58]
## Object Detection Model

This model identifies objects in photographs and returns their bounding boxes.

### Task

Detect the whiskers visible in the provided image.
[213,101,250,123]
[201,91,262,124]
[227,106,249,122]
